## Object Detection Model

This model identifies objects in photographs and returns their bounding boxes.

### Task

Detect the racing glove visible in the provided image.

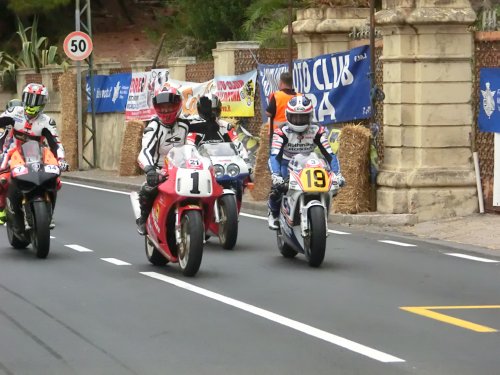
[146,169,160,187]
[336,172,346,187]
[271,173,284,187]
[58,159,69,172]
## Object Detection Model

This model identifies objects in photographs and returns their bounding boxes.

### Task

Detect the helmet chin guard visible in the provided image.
[285,96,313,132]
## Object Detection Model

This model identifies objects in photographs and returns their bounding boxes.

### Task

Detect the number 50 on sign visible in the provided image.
[63,31,93,61]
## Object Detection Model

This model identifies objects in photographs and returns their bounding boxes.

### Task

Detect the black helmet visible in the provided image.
[197,94,222,121]
[6,98,22,111]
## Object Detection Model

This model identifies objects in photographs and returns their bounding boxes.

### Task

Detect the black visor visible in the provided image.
[153,92,181,105]
[287,113,311,126]
[22,92,47,107]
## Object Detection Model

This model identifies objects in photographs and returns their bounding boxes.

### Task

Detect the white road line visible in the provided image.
[240,213,351,235]
[101,258,131,266]
[65,244,94,252]
[379,240,416,247]
[445,253,500,263]
[50,236,56,239]
[62,181,130,195]
[141,271,405,363]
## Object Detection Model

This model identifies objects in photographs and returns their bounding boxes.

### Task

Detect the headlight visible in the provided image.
[226,163,240,177]
[213,164,224,178]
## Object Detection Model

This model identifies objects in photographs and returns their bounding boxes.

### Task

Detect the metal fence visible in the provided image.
[473,35,500,213]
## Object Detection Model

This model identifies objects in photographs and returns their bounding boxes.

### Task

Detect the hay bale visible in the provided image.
[58,72,78,169]
[332,124,371,214]
[250,123,271,201]
[119,120,144,176]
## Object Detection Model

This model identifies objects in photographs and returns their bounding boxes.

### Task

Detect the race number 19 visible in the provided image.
[63,31,93,61]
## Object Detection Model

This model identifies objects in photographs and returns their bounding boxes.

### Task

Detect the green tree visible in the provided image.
[166,0,253,57]
[7,0,72,15]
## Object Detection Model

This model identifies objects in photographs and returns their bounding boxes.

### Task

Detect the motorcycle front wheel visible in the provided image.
[178,210,204,277]
[145,236,168,266]
[31,201,51,259]
[304,206,326,267]
[218,195,238,250]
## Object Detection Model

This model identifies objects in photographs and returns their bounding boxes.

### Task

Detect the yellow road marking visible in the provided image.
[400,306,500,333]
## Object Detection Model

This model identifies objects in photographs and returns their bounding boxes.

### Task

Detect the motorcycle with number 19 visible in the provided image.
[276,152,340,267]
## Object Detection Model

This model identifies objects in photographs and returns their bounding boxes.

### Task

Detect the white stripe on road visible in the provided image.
[379,240,416,247]
[101,258,131,266]
[62,181,131,195]
[50,236,55,239]
[240,213,351,235]
[141,271,405,363]
[445,253,500,263]
[65,244,94,252]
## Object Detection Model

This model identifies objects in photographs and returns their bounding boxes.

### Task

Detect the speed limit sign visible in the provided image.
[63,31,93,61]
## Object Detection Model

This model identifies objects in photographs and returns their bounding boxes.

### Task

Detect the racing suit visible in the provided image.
[0,106,65,228]
[136,116,190,234]
[268,124,340,218]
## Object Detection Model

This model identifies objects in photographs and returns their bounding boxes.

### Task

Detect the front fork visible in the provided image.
[299,195,329,238]
[22,193,52,230]
[174,203,202,245]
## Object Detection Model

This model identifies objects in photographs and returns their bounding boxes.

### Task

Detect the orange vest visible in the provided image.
[272,90,297,126]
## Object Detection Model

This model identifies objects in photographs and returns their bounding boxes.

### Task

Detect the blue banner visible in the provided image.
[478,68,500,133]
[258,45,372,125]
[86,73,132,113]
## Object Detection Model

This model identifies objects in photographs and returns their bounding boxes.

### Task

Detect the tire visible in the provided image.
[277,225,297,259]
[218,195,238,250]
[145,236,168,266]
[178,210,204,277]
[304,206,326,267]
[6,220,29,249]
[31,201,51,259]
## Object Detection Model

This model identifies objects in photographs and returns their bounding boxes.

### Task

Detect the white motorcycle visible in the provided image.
[198,143,251,250]
[276,152,340,267]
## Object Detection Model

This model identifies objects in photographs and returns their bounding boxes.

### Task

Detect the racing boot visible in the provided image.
[136,215,147,236]
[267,210,278,230]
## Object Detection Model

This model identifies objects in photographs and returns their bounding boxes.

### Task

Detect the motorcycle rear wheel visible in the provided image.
[145,236,168,266]
[178,210,204,277]
[218,195,238,250]
[277,224,298,259]
[31,201,51,259]
[304,206,326,267]
[6,221,29,249]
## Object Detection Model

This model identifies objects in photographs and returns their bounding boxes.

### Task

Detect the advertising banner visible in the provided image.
[257,45,372,125]
[86,73,131,113]
[478,67,500,133]
[215,70,257,117]
[125,69,169,121]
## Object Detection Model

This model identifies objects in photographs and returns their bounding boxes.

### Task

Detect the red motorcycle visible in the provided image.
[131,145,222,277]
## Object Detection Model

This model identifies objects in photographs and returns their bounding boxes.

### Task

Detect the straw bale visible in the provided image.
[332,124,371,214]
[58,72,78,169]
[119,120,144,176]
[250,123,271,201]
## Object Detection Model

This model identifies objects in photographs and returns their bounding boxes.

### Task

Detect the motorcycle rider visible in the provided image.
[267,95,344,230]
[0,84,68,228]
[136,86,189,235]
[187,93,251,171]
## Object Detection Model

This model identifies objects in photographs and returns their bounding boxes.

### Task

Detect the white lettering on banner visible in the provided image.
[296,55,353,94]
[308,93,336,123]
[313,59,324,90]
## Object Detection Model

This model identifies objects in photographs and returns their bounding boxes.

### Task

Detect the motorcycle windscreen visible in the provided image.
[198,143,238,158]
[167,145,204,169]
[21,140,42,164]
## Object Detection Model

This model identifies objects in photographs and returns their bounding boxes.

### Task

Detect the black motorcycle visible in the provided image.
[6,141,61,258]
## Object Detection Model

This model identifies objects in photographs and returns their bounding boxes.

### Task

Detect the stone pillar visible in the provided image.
[376,0,478,221]
[130,59,153,72]
[212,41,260,76]
[292,7,369,59]
[95,61,122,75]
[167,56,196,81]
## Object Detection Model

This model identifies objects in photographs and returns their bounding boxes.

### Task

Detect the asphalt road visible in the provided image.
[0,181,500,375]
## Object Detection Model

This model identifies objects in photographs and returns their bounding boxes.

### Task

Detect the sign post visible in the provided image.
[63,30,94,170]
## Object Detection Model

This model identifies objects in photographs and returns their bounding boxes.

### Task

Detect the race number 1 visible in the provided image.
[63,31,93,61]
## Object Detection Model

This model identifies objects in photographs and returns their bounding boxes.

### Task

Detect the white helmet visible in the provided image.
[285,95,313,132]
[22,83,49,119]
